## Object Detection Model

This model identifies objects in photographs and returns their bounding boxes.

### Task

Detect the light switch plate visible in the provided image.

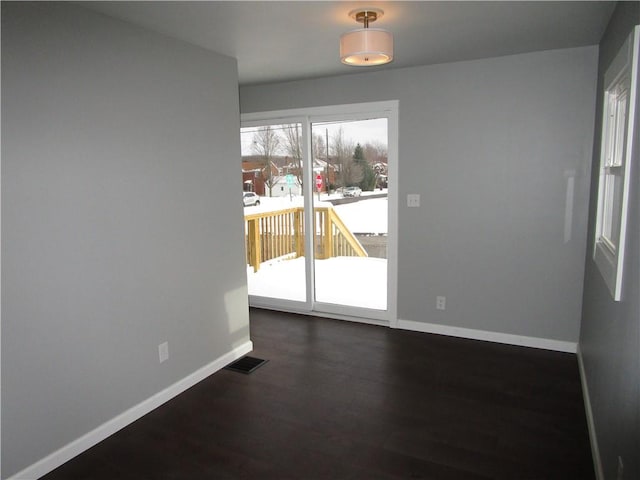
[407,194,420,207]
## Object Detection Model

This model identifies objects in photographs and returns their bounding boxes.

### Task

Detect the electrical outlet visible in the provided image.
[617,456,624,480]
[436,296,446,310]
[407,194,420,207]
[158,342,169,363]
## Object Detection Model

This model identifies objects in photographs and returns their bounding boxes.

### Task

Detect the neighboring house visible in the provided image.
[283,157,339,191]
[269,175,302,197]
[311,158,338,189]
[241,159,279,196]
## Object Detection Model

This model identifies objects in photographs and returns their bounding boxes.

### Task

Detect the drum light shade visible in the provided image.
[340,8,393,67]
[340,28,393,66]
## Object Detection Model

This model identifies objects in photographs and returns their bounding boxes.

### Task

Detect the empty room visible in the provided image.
[2,2,638,479]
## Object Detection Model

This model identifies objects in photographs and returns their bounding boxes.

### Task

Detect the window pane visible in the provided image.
[312,118,388,310]
[612,88,627,167]
[241,124,307,302]
[609,173,624,246]
[604,92,617,167]
[602,173,614,244]
[601,172,624,250]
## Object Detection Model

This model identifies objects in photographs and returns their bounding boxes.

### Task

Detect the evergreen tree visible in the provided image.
[353,143,364,162]
[353,143,376,191]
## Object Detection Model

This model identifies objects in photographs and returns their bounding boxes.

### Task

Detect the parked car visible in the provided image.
[243,192,260,206]
[343,186,362,197]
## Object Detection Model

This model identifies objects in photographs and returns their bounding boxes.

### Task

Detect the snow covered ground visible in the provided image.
[247,256,387,310]
[334,198,387,234]
[245,192,388,309]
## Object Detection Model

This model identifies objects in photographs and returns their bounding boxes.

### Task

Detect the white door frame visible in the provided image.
[241,100,398,327]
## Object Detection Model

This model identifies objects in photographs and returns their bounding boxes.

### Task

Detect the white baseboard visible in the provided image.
[396,319,577,353]
[8,341,253,480]
[577,345,604,480]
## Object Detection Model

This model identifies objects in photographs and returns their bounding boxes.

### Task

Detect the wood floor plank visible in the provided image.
[42,308,594,479]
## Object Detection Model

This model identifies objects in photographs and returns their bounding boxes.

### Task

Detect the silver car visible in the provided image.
[343,186,362,197]
[243,192,260,206]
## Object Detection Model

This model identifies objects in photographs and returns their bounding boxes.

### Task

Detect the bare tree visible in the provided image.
[363,141,388,165]
[252,126,281,197]
[312,132,326,161]
[332,127,361,188]
[282,124,303,188]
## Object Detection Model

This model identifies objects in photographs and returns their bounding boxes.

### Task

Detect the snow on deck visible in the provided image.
[247,256,387,310]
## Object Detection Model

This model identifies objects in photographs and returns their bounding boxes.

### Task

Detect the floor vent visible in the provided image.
[225,356,268,374]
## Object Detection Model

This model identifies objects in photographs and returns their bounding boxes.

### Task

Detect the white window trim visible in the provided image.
[593,26,640,301]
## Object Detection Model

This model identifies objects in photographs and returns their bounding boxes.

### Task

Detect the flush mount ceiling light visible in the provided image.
[340,8,393,66]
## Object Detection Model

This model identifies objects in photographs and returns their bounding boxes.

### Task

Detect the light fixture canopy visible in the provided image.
[340,8,393,66]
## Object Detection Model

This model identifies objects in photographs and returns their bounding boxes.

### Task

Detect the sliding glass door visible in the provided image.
[240,102,397,324]
[240,122,307,303]
[311,118,388,311]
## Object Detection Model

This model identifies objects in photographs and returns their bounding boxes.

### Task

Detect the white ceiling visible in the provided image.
[78,1,615,86]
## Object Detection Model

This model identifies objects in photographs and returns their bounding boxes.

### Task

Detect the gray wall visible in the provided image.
[580,3,640,480]
[241,46,598,343]
[1,3,249,478]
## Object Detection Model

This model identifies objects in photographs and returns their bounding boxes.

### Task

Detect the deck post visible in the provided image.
[248,218,261,272]
[322,209,333,259]
[294,208,304,258]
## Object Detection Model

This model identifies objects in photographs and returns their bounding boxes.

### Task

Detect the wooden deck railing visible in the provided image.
[244,206,367,272]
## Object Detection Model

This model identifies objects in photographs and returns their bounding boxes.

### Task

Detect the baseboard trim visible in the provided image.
[396,319,577,353]
[8,341,253,480]
[577,345,604,480]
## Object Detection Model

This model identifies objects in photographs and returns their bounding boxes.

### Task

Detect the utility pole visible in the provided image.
[326,128,330,194]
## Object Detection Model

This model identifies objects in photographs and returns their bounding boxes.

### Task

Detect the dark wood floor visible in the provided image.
[43,309,594,479]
